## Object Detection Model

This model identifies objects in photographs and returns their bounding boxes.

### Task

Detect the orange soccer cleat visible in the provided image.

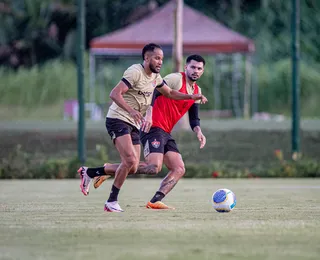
[146,201,175,210]
[93,175,110,189]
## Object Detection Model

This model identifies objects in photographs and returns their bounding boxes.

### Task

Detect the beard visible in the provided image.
[149,63,160,73]
[187,73,199,82]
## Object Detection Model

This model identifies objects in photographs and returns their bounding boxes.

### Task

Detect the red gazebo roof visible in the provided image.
[90,0,255,54]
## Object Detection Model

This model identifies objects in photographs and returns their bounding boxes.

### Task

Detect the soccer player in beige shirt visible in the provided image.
[78,43,207,212]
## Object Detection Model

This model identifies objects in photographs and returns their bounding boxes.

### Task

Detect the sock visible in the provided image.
[150,191,165,203]
[86,167,106,178]
[107,185,120,202]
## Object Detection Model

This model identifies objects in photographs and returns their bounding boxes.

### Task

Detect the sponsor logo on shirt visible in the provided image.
[138,90,153,97]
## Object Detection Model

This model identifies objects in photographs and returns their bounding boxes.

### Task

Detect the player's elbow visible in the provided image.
[109,89,119,102]
[162,90,172,99]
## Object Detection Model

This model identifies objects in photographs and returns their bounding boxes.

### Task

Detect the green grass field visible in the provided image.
[1,179,319,260]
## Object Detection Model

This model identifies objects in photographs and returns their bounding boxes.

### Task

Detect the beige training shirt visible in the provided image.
[107,64,164,128]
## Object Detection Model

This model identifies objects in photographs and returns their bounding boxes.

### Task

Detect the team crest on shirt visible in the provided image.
[152,80,157,88]
[151,138,160,148]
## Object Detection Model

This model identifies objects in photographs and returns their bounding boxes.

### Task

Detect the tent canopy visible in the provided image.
[90,0,255,55]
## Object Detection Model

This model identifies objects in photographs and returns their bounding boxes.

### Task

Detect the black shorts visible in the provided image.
[105,117,140,145]
[140,127,179,158]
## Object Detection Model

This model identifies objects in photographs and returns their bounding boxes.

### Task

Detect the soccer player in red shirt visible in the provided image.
[142,54,206,209]
[92,55,207,210]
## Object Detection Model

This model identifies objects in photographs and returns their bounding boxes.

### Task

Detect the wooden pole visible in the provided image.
[173,0,183,72]
[173,0,189,130]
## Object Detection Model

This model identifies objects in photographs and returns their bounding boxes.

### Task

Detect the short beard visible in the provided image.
[149,64,158,73]
[187,74,197,82]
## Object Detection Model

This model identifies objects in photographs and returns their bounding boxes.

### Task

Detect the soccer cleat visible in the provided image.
[77,166,92,196]
[93,175,110,189]
[93,163,111,189]
[104,201,124,212]
[146,201,175,210]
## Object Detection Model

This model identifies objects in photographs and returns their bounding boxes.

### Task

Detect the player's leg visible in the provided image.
[146,139,183,210]
[144,131,176,209]
[98,126,140,178]
[141,127,176,210]
[138,127,166,176]
[97,126,162,183]
[78,118,123,196]
[93,127,145,189]
[102,137,157,175]
[104,121,141,212]
[104,133,139,212]
[160,151,185,195]
[78,118,139,212]
[93,158,159,189]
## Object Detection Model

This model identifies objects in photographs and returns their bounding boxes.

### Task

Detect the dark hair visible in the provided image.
[142,43,162,60]
[186,54,206,66]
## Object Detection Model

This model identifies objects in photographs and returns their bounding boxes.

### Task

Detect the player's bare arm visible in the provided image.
[109,81,144,125]
[193,126,206,149]
[188,102,206,149]
[199,95,208,104]
[141,106,153,133]
[157,84,207,103]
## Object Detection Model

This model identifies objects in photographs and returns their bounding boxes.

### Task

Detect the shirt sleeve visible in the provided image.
[155,73,165,88]
[121,66,140,88]
[151,88,162,106]
[188,103,200,130]
[163,73,182,90]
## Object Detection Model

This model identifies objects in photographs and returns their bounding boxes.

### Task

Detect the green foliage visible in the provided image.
[0,59,85,107]
[2,0,320,65]
[84,0,320,63]
[258,59,320,116]
[0,143,107,179]
[0,144,33,179]
[1,57,320,117]
[2,0,320,117]
[1,144,319,179]
[183,0,320,63]
[181,160,320,179]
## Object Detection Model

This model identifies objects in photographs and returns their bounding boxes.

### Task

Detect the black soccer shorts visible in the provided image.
[105,117,140,145]
[140,127,180,158]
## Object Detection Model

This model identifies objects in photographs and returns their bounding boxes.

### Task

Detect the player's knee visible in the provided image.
[176,165,185,177]
[154,164,162,174]
[149,164,162,175]
[123,154,138,169]
[130,161,140,173]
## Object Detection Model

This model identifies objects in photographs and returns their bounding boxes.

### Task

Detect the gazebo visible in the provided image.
[89,0,256,117]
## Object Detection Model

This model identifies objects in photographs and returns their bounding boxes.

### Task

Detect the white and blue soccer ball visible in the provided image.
[212,188,236,213]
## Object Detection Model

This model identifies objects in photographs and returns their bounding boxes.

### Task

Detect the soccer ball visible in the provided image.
[212,188,236,213]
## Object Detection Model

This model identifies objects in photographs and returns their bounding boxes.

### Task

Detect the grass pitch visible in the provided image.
[0,179,319,260]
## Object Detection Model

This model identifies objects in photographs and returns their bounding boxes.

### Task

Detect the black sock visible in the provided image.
[107,185,120,202]
[86,167,106,178]
[150,191,165,203]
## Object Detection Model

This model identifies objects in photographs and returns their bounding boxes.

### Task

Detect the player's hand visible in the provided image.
[141,115,152,133]
[191,94,208,104]
[199,94,208,104]
[129,109,144,125]
[196,131,206,149]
